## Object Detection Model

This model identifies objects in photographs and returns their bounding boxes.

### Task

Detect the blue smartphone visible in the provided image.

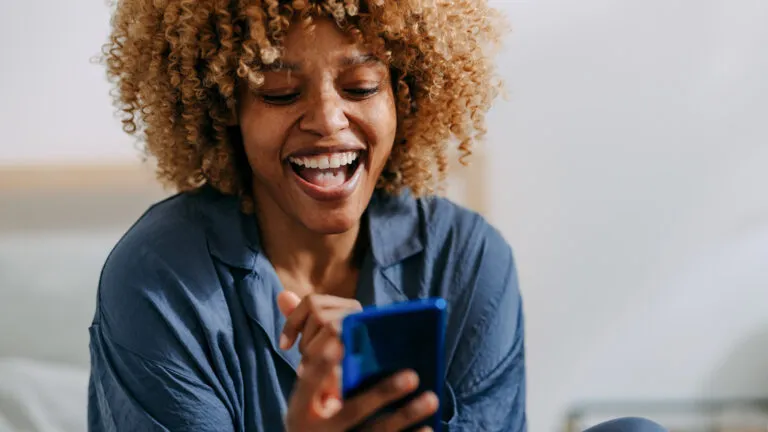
[341,298,447,431]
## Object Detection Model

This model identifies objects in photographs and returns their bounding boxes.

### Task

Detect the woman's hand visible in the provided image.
[278,291,439,431]
[283,320,438,432]
[277,291,362,356]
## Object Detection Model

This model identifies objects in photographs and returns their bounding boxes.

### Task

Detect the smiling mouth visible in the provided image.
[287,150,364,188]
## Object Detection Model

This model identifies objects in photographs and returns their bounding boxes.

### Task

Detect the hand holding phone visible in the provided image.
[277,292,441,431]
[341,298,447,431]
[283,329,436,432]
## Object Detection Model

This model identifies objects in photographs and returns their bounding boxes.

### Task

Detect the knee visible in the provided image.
[584,417,667,432]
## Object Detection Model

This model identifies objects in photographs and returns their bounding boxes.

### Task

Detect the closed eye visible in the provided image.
[345,87,380,100]
[261,92,301,105]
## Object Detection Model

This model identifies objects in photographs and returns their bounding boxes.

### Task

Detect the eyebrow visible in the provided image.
[339,53,378,67]
[262,53,380,72]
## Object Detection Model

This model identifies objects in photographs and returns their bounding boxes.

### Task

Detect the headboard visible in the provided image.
[0,153,486,232]
[0,159,484,367]
[0,163,169,233]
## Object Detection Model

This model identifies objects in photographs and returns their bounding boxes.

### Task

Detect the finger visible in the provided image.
[312,364,344,419]
[365,391,439,432]
[302,328,346,406]
[281,294,332,349]
[290,333,344,414]
[277,291,302,318]
[282,295,361,350]
[280,296,315,350]
[296,359,339,398]
[303,325,342,360]
[318,395,343,419]
[298,308,350,355]
[298,315,322,355]
[322,363,342,401]
[329,370,420,430]
[312,364,343,417]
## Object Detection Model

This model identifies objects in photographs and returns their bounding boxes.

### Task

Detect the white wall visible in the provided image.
[2,0,768,431]
[485,0,768,430]
[0,1,137,164]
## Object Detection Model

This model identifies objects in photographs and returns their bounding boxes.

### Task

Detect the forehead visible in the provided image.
[280,18,365,64]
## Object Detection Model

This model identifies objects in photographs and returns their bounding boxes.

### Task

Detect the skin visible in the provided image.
[237,18,397,298]
[238,19,439,431]
[279,292,439,432]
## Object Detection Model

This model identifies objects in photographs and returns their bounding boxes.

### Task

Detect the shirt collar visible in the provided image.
[198,186,425,270]
[366,189,425,267]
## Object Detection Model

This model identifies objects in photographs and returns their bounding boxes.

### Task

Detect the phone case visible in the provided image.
[341,297,447,431]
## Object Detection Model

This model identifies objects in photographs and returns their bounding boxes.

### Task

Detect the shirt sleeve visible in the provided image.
[88,325,236,432]
[88,244,236,432]
[446,221,527,432]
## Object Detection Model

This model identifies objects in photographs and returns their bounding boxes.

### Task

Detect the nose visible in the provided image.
[299,85,349,137]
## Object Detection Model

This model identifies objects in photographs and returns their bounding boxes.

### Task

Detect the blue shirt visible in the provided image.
[88,186,526,431]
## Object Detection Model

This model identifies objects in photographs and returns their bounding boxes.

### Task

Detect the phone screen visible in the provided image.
[341,298,446,431]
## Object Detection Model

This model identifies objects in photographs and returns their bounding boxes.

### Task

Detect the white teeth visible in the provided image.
[317,171,342,181]
[329,155,341,169]
[288,151,360,169]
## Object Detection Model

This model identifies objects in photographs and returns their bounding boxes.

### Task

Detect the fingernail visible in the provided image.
[409,393,438,416]
[279,334,289,350]
[395,371,416,390]
[422,392,439,409]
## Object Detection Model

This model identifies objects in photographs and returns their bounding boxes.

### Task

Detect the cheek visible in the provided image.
[239,108,287,167]
[367,95,398,158]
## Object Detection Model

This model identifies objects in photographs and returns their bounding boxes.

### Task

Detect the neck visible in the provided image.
[252,195,365,299]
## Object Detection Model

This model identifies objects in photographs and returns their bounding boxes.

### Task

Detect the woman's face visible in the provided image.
[238,18,397,235]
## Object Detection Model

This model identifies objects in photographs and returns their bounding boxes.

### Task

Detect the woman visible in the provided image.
[88,0,665,431]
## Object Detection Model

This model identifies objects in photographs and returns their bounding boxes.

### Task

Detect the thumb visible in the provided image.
[277,290,302,318]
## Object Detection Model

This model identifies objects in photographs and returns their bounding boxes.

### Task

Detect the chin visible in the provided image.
[301,212,360,235]
[291,186,372,235]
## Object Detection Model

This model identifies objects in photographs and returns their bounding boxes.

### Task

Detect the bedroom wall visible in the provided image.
[2,1,768,431]
[483,1,768,430]
[0,2,137,165]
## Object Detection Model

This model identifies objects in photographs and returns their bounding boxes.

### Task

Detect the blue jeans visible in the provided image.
[584,417,667,432]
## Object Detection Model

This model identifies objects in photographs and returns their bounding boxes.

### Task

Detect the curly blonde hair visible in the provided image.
[105,0,505,210]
